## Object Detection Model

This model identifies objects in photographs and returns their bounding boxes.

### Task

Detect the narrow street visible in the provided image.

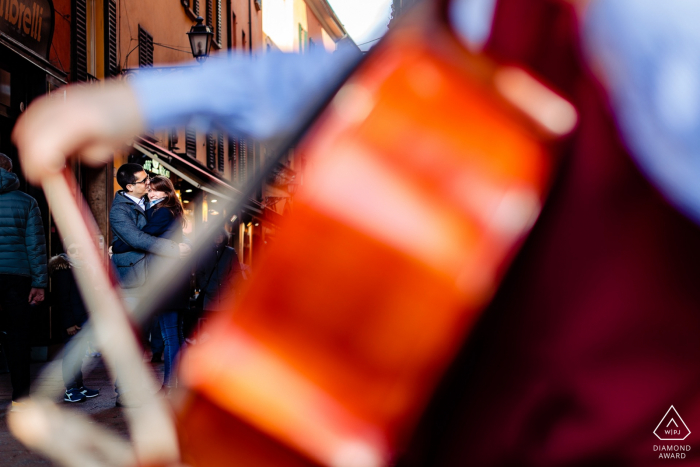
[0,351,162,466]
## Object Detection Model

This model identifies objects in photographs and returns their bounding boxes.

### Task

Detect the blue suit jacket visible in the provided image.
[110,192,179,288]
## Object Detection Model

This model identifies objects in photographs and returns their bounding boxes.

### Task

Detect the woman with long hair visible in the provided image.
[112,175,188,393]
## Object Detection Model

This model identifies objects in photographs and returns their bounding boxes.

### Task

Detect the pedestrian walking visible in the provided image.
[0,153,47,410]
[48,239,100,403]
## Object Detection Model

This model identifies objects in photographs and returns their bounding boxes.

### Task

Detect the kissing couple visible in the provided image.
[109,163,191,406]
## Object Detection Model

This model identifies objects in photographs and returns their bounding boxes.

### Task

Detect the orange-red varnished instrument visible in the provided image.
[176,1,577,465]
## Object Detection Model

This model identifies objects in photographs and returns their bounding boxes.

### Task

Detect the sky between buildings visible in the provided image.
[326,0,392,51]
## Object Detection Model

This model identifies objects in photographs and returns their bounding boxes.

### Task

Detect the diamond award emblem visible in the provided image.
[654,406,691,441]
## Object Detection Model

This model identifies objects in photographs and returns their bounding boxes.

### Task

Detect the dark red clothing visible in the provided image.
[400,0,700,465]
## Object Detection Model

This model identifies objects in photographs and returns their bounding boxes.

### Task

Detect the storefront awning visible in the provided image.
[132,136,284,226]
[0,33,67,84]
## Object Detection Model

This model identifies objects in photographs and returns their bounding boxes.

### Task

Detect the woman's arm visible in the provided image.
[141,208,180,238]
[109,204,180,257]
[113,209,178,254]
[142,208,174,238]
[113,207,175,252]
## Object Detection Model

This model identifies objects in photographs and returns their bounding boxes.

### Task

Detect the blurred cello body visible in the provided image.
[175,0,576,465]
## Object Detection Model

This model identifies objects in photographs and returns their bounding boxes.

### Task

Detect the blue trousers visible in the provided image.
[150,318,164,354]
[159,310,184,387]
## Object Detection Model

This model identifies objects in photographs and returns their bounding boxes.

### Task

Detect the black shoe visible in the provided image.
[79,386,99,398]
[64,388,87,403]
[150,352,163,363]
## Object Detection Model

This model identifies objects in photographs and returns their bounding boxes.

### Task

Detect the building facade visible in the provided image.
[95,0,349,270]
[390,0,421,27]
[255,0,349,262]
[0,0,69,347]
[262,0,346,52]
[5,0,352,344]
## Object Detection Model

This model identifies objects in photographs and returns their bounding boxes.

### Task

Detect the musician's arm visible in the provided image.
[132,48,359,140]
[583,0,700,226]
[13,48,359,185]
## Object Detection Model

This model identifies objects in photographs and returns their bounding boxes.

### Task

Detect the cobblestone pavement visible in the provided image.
[0,348,165,466]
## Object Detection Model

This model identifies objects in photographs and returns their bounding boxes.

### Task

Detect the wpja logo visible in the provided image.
[653,405,691,460]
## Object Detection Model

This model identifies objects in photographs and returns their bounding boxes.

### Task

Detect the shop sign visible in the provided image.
[0,0,53,58]
[143,159,171,178]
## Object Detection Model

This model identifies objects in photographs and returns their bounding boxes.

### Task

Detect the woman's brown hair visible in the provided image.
[149,175,184,224]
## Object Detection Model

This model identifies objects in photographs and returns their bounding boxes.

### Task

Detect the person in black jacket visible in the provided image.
[194,227,243,315]
[49,238,100,403]
[113,175,188,392]
[0,153,47,409]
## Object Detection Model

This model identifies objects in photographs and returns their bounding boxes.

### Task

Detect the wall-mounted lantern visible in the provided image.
[187,16,214,62]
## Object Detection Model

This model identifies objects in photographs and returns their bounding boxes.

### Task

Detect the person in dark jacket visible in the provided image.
[48,240,100,403]
[195,227,243,314]
[0,153,47,409]
[114,175,189,392]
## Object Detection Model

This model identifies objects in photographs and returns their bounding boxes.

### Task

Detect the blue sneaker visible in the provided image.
[79,386,99,398]
[64,388,87,403]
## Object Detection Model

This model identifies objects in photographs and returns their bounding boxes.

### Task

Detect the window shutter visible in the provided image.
[218,133,225,172]
[216,0,222,46]
[254,141,262,200]
[138,26,153,67]
[207,134,216,170]
[186,128,197,158]
[241,139,248,184]
[228,11,235,49]
[104,0,118,76]
[298,24,308,53]
[71,0,88,82]
[206,0,213,28]
[229,137,237,181]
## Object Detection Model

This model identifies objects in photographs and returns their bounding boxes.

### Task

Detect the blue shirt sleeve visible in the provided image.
[130,48,360,141]
[583,0,700,226]
[449,0,700,227]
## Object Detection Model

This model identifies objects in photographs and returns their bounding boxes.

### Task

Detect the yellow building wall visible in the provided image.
[321,27,334,51]
[119,0,195,69]
[263,0,338,53]
[293,0,308,52]
[230,0,264,52]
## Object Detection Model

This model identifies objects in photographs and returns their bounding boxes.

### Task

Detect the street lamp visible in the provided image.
[187,16,214,63]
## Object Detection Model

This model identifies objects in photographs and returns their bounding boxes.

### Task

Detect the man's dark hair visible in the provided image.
[116,163,144,190]
[0,153,12,172]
